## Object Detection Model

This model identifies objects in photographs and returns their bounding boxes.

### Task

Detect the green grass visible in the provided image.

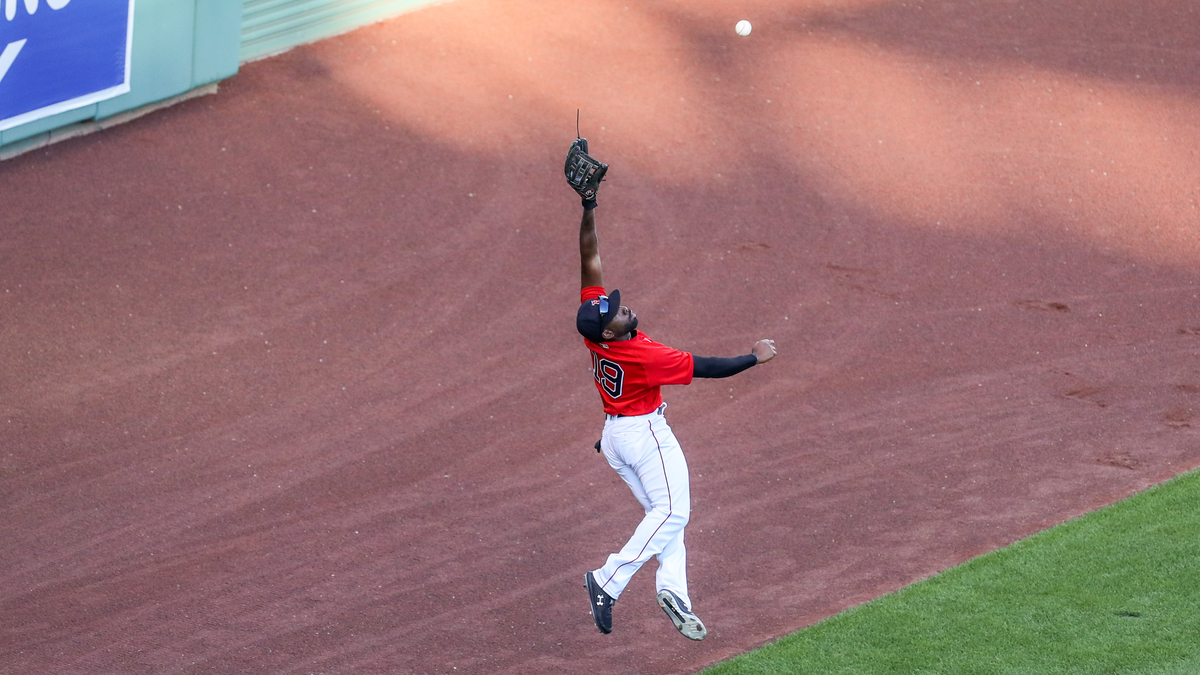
[702,470,1200,675]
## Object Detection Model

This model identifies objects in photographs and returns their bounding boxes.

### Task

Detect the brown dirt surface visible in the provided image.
[3,0,1200,673]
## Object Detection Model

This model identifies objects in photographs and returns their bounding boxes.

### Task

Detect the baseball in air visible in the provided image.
[735,20,752,37]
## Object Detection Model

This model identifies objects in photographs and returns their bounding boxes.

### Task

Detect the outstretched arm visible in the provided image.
[692,340,777,378]
[580,207,602,289]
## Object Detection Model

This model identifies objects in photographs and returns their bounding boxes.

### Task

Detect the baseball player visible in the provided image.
[565,139,777,640]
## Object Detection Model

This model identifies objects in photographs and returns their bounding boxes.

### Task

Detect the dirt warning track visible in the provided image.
[3,1,1200,673]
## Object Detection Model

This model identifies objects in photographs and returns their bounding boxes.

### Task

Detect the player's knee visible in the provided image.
[649,504,687,525]
[668,508,689,528]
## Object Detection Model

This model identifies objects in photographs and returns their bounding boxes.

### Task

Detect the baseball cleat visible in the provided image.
[657,589,706,640]
[585,572,615,634]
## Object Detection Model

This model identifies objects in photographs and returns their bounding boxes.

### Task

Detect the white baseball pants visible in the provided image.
[592,406,693,608]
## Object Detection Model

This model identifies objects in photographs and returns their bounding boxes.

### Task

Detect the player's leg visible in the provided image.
[644,420,706,640]
[646,417,692,604]
[655,519,690,606]
[594,417,691,599]
[605,449,654,515]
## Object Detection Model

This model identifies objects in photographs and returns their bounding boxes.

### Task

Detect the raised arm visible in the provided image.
[580,207,603,289]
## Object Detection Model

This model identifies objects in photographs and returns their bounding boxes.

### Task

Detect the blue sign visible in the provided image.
[0,0,134,132]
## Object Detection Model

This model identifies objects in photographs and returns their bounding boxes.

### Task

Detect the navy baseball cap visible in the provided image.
[577,289,621,342]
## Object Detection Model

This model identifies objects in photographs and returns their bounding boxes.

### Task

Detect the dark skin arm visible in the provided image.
[580,208,602,289]
[580,207,636,341]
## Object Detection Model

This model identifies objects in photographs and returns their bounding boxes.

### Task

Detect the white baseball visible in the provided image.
[735,20,752,37]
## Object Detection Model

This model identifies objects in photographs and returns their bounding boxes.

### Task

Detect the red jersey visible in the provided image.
[581,286,694,416]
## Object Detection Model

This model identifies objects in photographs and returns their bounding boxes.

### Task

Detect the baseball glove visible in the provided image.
[564,138,607,206]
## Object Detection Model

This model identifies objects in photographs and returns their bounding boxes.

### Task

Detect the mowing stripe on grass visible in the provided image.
[703,469,1200,675]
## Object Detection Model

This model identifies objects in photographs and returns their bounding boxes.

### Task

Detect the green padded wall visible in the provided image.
[1,0,440,155]
[0,0,242,151]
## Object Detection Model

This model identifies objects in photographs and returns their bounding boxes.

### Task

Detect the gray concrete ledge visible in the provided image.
[1,83,219,162]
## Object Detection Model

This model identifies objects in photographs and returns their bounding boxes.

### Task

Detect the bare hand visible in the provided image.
[752,339,777,364]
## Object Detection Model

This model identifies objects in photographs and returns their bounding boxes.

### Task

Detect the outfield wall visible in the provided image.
[0,0,242,156]
[0,0,440,159]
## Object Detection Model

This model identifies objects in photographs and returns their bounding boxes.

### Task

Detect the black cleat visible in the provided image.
[657,589,706,640]
[584,572,615,634]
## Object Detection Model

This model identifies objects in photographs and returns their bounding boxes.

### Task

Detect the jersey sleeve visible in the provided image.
[692,354,757,378]
[642,340,694,386]
[581,286,605,303]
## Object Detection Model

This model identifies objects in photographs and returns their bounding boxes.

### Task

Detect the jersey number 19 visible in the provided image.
[592,352,624,398]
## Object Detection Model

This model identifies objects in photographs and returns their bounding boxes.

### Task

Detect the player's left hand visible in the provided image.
[752,339,777,364]
[565,138,608,206]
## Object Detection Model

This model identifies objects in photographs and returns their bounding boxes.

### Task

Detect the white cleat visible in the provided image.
[657,589,706,641]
